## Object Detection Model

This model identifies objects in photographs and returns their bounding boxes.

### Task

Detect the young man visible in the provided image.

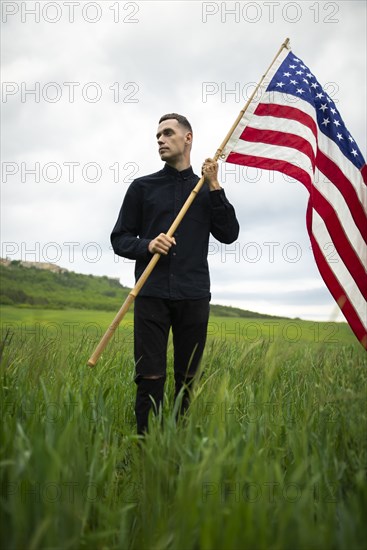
[111,113,239,434]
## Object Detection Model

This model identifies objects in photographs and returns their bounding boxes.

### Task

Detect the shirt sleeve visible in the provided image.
[110,181,152,261]
[209,188,240,244]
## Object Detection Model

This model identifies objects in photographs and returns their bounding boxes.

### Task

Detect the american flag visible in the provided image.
[221,47,367,349]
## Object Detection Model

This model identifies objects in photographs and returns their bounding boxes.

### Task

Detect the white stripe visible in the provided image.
[312,209,367,328]
[259,91,317,121]
[248,114,317,156]
[314,168,367,269]
[232,140,314,179]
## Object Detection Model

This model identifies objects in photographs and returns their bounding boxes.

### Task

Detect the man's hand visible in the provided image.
[148,233,176,255]
[202,158,222,191]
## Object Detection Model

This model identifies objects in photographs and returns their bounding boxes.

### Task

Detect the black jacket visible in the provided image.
[111,163,239,299]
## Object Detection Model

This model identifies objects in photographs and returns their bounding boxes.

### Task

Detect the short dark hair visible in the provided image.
[158,113,192,133]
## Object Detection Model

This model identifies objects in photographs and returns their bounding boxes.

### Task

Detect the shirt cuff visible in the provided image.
[137,238,152,260]
[209,188,227,207]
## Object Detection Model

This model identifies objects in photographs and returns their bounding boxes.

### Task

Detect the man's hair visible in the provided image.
[158,113,192,133]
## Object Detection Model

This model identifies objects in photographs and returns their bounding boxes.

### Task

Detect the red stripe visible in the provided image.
[226,152,312,191]
[306,202,367,350]
[240,127,315,169]
[310,187,367,300]
[316,150,367,243]
[361,163,367,185]
[255,103,318,140]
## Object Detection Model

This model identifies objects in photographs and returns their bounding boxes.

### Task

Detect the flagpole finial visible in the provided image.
[283,37,291,50]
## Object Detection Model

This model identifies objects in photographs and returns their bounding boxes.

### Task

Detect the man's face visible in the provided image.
[156,119,191,163]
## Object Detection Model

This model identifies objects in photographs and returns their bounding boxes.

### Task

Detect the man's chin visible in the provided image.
[160,151,172,161]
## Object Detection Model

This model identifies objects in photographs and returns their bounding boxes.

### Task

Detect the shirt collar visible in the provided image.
[163,163,194,179]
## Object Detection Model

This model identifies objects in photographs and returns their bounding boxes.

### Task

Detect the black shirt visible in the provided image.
[111,163,239,299]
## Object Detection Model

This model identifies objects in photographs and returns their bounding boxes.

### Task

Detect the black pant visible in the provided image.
[133,296,210,434]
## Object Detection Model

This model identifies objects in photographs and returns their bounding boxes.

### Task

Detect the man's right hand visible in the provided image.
[148,233,176,255]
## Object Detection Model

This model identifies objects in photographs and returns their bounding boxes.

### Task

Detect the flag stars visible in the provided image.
[303,78,309,84]
[316,92,324,99]
[283,72,291,77]
[306,72,313,78]
[322,118,330,126]
[319,103,328,112]
[310,82,319,89]
[348,135,355,143]
[296,88,305,94]
[276,82,285,88]
[293,57,301,63]
[296,70,304,75]
[336,133,344,141]
[330,107,337,114]
[290,79,297,85]
[289,64,296,69]
[333,119,341,127]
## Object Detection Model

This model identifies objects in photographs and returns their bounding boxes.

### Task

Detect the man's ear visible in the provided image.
[185,131,193,145]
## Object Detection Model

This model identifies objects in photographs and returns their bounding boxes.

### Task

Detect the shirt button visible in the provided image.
[173,252,177,256]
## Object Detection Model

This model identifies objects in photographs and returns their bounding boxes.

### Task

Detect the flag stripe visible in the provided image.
[316,151,367,237]
[361,164,367,185]
[314,167,367,254]
[317,132,367,208]
[308,207,367,347]
[225,152,312,189]
[255,103,318,140]
[231,140,314,182]
[310,186,367,299]
[309,233,367,348]
[256,90,318,121]
[244,113,317,155]
[241,127,316,169]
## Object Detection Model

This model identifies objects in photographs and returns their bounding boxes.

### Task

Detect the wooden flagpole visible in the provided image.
[87,37,291,367]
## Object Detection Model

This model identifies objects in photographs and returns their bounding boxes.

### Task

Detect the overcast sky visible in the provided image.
[1,0,366,321]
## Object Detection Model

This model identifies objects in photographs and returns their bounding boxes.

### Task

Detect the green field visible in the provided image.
[1,305,366,549]
[0,305,359,347]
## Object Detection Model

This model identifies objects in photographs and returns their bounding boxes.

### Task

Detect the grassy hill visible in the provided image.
[0,260,130,311]
[0,260,286,319]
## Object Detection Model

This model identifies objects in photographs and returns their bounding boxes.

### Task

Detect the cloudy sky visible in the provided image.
[1,0,366,321]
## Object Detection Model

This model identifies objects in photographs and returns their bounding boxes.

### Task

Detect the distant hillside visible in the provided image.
[0,260,130,311]
[0,260,287,319]
[209,304,286,319]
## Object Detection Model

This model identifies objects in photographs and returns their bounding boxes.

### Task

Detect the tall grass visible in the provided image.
[1,329,366,550]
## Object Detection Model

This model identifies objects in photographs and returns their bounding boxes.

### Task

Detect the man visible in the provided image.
[111,113,239,435]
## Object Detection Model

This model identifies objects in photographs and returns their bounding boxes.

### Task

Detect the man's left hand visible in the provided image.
[202,158,222,191]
